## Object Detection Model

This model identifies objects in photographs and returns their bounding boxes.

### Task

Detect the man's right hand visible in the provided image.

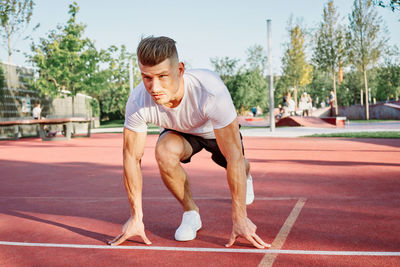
[108,216,152,246]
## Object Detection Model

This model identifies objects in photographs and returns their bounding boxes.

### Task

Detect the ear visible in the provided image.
[178,62,185,76]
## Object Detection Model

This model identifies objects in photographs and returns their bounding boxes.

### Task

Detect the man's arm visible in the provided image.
[214,118,269,249]
[109,128,151,246]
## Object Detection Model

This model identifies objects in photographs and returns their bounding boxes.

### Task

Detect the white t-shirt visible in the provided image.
[124,69,237,139]
[32,106,41,119]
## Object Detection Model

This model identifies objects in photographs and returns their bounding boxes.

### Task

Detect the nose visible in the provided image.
[150,79,161,93]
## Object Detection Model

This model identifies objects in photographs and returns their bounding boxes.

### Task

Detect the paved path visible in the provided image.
[92,120,400,138]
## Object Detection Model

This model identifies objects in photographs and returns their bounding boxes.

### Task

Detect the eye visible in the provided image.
[159,74,168,79]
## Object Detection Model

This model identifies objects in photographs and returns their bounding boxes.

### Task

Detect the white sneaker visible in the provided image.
[246,174,255,205]
[175,210,202,241]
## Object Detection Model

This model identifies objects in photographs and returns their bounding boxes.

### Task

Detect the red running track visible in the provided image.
[0,133,400,266]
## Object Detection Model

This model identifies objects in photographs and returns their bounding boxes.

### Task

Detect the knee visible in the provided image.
[155,139,183,172]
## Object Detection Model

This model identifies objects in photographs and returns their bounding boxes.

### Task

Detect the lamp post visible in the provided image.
[267,19,275,132]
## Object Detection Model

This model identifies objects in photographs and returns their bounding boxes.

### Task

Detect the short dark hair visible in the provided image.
[137,36,178,66]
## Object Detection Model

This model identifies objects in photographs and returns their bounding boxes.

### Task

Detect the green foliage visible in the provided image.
[0,0,37,62]
[246,44,268,73]
[347,0,388,119]
[305,67,332,107]
[308,131,400,138]
[86,45,140,120]
[347,0,387,72]
[29,2,101,98]
[373,0,400,11]
[211,46,269,114]
[226,69,269,114]
[313,1,345,74]
[90,97,100,117]
[280,24,313,105]
[338,69,363,105]
[375,59,400,101]
[210,56,240,84]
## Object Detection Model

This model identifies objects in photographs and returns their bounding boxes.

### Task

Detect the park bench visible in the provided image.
[0,117,92,141]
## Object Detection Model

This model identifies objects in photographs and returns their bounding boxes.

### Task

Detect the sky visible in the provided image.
[1,0,399,74]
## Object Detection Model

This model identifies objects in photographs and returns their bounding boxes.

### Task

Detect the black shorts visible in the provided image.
[159,129,244,169]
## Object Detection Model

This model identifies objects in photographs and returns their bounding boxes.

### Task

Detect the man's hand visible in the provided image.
[225,217,271,249]
[108,216,152,246]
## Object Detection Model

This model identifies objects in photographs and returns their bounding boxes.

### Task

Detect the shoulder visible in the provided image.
[185,69,223,86]
[184,69,226,96]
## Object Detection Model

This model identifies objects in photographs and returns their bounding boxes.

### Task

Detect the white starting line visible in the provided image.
[0,241,399,256]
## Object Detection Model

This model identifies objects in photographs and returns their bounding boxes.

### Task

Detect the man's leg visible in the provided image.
[155,131,202,241]
[155,131,198,212]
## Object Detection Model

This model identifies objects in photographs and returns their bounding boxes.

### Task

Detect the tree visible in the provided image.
[306,66,332,107]
[313,0,346,116]
[211,46,270,114]
[86,45,140,120]
[0,0,37,63]
[373,0,400,11]
[245,44,268,73]
[347,0,388,119]
[29,2,101,116]
[375,55,400,101]
[281,24,313,107]
[226,69,268,114]
[210,56,240,84]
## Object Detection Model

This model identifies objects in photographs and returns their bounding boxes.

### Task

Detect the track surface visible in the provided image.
[1,134,399,266]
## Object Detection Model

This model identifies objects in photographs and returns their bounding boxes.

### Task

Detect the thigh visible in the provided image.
[202,133,245,169]
[157,130,193,162]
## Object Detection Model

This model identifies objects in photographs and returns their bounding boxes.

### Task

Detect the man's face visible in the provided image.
[139,58,184,108]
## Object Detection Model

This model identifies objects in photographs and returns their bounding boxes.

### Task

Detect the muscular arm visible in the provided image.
[214,119,247,220]
[214,118,269,249]
[123,128,147,218]
[109,128,151,246]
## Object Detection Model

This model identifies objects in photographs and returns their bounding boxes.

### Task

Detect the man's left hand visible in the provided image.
[225,217,271,249]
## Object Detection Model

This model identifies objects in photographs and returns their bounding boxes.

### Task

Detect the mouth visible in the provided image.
[152,94,164,100]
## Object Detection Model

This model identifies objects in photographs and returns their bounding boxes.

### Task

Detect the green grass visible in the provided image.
[98,120,159,130]
[98,119,124,128]
[349,119,400,123]
[307,131,400,138]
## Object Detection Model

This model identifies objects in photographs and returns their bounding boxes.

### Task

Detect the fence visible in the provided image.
[0,62,97,138]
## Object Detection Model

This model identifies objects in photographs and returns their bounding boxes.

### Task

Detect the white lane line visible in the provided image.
[0,196,301,201]
[0,241,399,256]
[259,198,307,267]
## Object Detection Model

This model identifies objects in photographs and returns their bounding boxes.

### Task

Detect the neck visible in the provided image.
[165,78,185,108]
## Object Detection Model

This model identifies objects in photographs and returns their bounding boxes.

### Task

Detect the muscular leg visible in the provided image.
[155,132,199,213]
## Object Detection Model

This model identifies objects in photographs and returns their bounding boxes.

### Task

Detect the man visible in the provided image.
[32,103,42,119]
[109,36,269,249]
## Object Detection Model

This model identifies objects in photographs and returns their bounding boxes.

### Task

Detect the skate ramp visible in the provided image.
[277,116,339,128]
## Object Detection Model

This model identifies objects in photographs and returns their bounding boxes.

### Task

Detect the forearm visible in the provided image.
[226,157,247,220]
[123,154,144,220]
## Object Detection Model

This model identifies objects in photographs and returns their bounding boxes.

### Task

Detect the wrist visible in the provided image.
[130,211,143,221]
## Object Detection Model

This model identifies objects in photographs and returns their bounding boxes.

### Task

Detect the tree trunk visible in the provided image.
[71,96,76,134]
[332,73,338,116]
[6,24,12,63]
[293,86,298,112]
[360,89,363,106]
[72,96,75,116]
[363,69,369,120]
